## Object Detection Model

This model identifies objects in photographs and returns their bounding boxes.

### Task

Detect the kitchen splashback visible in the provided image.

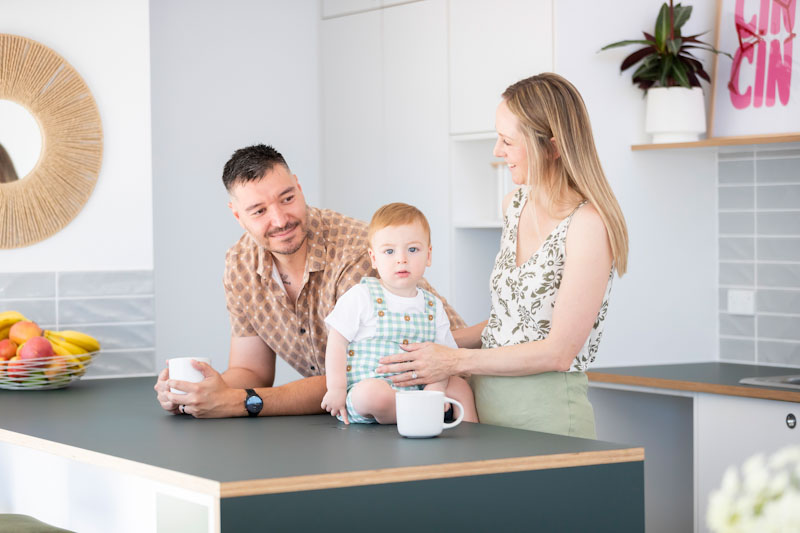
[0,270,156,377]
[718,145,800,367]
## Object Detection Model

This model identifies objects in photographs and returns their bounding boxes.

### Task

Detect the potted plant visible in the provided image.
[601,1,731,143]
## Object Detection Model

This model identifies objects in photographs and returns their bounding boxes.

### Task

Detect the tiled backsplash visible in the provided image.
[0,270,155,378]
[718,147,800,367]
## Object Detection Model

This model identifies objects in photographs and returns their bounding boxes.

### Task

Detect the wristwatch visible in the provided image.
[244,388,263,417]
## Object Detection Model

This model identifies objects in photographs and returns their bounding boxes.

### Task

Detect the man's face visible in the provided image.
[228,165,308,255]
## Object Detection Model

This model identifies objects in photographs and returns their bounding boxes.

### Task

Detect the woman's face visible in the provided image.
[493,100,528,186]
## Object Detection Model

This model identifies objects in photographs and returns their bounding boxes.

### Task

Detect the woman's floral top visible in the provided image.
[480,186,614,372]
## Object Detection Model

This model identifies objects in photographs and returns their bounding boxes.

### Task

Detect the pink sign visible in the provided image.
[712,0,799,136]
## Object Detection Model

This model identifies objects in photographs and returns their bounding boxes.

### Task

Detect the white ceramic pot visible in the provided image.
[645,87,706,143]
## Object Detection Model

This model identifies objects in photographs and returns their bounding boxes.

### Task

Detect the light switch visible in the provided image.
[727,289,755,315]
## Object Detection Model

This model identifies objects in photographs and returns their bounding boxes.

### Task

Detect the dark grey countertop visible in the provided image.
[0,377,643,496]
[588,362,800,403]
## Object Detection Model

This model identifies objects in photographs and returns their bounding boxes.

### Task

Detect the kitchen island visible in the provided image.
[0,376,644,532]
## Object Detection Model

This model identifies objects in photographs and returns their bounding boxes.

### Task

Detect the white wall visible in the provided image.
[0,0,153,272]
[555,0,719,365]
[150,0,321,382]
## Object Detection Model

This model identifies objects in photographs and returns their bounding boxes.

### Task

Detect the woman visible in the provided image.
[377,73,628,438]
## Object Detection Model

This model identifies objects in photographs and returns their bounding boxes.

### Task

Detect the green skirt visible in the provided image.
[470,371,596,439]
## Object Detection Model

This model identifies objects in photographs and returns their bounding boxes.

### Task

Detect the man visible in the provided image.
[154,144,465,417]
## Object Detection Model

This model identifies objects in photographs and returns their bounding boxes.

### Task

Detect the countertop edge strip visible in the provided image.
[219,447,645,498]
[0,428,221,497]
[587,372,800,403]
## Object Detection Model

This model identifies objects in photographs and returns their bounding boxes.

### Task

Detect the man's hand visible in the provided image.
[321,387,349,424]
[154,367,181,415]
[164,360,244,418]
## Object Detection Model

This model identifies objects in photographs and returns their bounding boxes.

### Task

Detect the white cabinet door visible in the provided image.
[320,10,383,220]
[695,394,800,533]
[449,0,553,134]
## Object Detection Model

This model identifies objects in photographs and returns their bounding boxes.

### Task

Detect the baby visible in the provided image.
[321,202,477,424]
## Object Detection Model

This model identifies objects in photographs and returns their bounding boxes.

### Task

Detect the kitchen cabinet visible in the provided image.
[449,0,553,135]
[321,0,421,18]
[320,0,451,292]
[587,363,800,533]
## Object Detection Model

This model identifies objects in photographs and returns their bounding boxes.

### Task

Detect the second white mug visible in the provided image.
[168,357,211,394]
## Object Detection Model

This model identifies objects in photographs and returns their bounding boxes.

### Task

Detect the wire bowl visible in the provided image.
[0,351,98,390]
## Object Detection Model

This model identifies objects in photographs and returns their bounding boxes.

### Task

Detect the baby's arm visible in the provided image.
[321,328,350,424]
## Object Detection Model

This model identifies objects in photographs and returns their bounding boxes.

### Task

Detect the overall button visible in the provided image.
[378,311,385,317]
[346,365,352,372]
[376,298,383,304]
[404,315,411,321]
[428,300,434,307]
[402,339,409,345]
[348,350,355,357]
[428,314,434,320]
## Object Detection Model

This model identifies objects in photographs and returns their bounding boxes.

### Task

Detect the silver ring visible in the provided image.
[412,371,418,380]
[179,405,185,414]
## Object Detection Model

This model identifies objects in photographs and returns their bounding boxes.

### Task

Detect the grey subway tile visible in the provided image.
[759,315,800,341]
[0,299,56,326]
[719,313,755,337]
[757,340,800,366]
[59,297,155,325]
[719,160,754,184]
[758,263,800,288]
[64,323,155,350]
[756,158,800,183]
[757,289,800,314]
[84,350,156,378]
[0,272,55,299]
[757,212,800,235]
[757,237,800,261]
[59,271,154,297]
[719,262,755,286]
[757,184,800,209]
[718,187,754,209]
[718,149,754,160]
[719,212,755,235]
[719,237,754,260]
[756,145,800,158]
[720,338,755,362]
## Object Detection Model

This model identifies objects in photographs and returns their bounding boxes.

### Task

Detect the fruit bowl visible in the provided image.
[0,351,98,390]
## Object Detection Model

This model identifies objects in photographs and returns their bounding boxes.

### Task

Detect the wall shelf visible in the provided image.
[631,132,800,151]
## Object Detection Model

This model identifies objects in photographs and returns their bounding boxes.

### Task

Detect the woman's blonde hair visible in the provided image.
[502,72,628,276]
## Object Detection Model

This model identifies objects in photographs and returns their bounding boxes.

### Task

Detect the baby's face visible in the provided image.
[368,222,431,297]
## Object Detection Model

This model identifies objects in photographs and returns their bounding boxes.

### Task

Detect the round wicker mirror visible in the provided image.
[0,34,103,249]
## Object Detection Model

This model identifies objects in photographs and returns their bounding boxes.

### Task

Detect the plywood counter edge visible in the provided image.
[218,447,644,498]
[0,428,221,497]
[587,372,800,403]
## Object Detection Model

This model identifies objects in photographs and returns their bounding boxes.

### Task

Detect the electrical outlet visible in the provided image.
[727,289,755,315]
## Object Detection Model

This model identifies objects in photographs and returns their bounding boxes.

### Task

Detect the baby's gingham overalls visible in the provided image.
[342,276,437,424]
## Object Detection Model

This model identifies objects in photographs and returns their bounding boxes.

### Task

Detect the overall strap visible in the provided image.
[360,276,388,311]
[417,286,437,322]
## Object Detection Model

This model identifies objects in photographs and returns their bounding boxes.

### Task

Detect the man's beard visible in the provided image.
[267,220,307,255]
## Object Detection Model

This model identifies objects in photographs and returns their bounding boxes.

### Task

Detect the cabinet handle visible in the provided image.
[788,413,797,429]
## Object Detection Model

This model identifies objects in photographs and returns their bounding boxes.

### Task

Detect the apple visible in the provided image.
[6,356,25,380]
[0,339,17,361]
[9,321,43,345]
[19,336,54,368]
[44,356,67,381]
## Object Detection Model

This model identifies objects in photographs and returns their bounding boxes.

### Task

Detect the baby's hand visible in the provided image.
[321,387,349,424]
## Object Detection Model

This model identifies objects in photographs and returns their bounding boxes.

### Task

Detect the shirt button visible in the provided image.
[404,315,411,321]
[348,350,355,356]
[300,328,306,334]
[346,365,352,372]
[378,311,385,317]
[310,365,315,371]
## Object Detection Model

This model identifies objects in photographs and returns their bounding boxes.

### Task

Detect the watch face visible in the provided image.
[246,393,263,414]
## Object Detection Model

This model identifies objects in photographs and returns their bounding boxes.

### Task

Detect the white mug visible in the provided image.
[168,357,211,394]
[396,390,464,438]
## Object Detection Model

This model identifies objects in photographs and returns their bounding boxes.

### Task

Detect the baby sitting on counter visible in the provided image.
[321,202,478,424]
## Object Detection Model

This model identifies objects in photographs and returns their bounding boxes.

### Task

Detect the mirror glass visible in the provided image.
[0,99,43,183]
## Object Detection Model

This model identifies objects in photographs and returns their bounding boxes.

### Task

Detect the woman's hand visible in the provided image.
[376,342,461,387]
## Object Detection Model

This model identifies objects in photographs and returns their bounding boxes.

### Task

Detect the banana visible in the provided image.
[50,342,71,357]
[0,324,11,340]
[44,331,88,355]
[52,330,100,353]
[63,355,84,376]
[0,311,27,329]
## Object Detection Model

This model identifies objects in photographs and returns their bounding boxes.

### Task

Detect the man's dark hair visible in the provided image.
[222,144,290,192]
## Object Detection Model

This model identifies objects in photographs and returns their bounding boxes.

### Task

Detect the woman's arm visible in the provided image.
[451,321,487,349]
[378,205,613,384]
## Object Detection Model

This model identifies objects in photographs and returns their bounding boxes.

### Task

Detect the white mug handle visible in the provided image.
[443,397,464,429]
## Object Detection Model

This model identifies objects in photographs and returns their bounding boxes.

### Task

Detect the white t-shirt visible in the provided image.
[324,283,457,348]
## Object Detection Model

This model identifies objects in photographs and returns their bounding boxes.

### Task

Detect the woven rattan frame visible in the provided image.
[0,34,102,248]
